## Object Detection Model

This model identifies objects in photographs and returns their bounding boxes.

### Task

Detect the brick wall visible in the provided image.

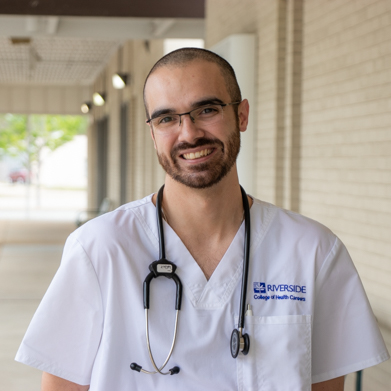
[206,0,391,389]
[301,1,391,389]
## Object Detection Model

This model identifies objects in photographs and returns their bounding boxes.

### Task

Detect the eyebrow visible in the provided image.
[192,97,225,107]
[150,108,176,120]
[149,96,225,120]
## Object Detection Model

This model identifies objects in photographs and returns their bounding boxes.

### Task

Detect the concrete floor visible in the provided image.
[0,220,75,391]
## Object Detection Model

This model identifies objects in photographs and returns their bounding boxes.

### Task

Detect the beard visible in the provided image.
[156,127,241,189]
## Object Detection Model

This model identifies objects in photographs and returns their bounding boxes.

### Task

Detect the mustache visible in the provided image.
[171,137,224,159]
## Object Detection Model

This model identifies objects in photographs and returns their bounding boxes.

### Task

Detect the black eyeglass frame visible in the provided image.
[146,101,241,126]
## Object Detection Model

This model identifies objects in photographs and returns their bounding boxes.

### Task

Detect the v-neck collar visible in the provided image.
[134,194,276,310]
[163,217,246,309]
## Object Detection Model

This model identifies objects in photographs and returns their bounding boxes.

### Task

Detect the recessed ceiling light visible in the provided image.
[112,73,129,89]
[93,92,106,106]
[81,102,92,113]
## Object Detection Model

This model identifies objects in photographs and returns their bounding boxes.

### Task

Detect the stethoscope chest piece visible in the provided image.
[230,329,250,358]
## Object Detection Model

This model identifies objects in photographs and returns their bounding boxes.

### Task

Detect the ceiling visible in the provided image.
[0,0,204,18]
[0,1,205,86]
[0,35,122,85]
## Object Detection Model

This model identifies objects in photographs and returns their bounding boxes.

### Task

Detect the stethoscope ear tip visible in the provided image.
[169,366,180,375]
[130,363,142,372]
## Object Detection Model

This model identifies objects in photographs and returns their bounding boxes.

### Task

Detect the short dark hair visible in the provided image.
[143,47,242,118]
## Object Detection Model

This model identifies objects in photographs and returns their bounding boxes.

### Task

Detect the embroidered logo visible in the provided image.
[253,282,266,294]
[253,282,307,302]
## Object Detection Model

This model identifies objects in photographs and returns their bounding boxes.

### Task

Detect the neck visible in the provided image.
[154,170,249,243]
[152,170,252,279]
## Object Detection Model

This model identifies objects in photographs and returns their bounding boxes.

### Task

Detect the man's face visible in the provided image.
[144,60,247,189]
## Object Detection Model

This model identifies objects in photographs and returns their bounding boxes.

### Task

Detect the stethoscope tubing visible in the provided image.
[156,185,166,259]
[130,185,182,376]
[238,186,251,331]
[131,184,251,375]
[143,309,180,375]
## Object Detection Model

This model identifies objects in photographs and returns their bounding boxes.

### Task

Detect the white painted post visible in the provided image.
[210,34,256,195]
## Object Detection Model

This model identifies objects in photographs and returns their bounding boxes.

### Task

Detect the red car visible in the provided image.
[9,169,29,183]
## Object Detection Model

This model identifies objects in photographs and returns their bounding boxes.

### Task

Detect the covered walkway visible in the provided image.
[0,220,75,390]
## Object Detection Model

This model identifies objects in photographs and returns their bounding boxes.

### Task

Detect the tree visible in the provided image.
[0,113,87,175]
[0,113,88,204]
[0,113,28,159]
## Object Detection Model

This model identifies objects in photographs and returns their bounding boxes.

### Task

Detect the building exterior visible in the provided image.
[0,1,389,388]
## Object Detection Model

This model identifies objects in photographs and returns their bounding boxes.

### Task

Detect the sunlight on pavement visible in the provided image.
[0,182,87,221]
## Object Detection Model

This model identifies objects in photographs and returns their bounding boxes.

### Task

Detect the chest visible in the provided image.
[94,242,315,391]
[178,230,238,280]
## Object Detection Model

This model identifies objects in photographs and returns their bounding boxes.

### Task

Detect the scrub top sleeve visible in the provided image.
[15,235,103,386]
[311,237,389,384]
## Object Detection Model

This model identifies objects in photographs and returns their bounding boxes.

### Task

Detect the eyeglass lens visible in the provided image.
[152,105,224,130]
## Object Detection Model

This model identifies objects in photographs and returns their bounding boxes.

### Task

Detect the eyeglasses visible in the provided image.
[146,102,241,132]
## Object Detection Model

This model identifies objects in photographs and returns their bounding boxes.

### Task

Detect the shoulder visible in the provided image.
[70,194,157,251]
[251,198,338,271]
[252,198,335,241]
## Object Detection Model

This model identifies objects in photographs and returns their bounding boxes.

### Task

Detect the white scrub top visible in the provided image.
[16,195,389,390]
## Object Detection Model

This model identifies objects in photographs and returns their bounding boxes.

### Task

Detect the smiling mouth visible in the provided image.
[182,148,213,160]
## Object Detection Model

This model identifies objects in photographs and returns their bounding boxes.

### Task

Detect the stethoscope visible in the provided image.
[130,184,251,376]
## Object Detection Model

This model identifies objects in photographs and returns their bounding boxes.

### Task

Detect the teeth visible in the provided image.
[183,149,212,160]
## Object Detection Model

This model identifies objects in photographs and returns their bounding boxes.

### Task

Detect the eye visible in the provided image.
[198,105,220,116]
[157,115,178,125]
[202,106,218,113]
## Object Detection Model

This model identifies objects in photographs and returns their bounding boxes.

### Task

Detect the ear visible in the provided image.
[149,125,157,150]
[238,99,250,133]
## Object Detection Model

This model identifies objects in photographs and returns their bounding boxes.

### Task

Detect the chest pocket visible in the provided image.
[236,315,312,391]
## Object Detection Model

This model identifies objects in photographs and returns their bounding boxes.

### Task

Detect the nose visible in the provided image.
[177,114,204,142]
[178,112,195,125]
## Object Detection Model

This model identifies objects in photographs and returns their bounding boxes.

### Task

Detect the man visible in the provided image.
[16,48,389,390]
